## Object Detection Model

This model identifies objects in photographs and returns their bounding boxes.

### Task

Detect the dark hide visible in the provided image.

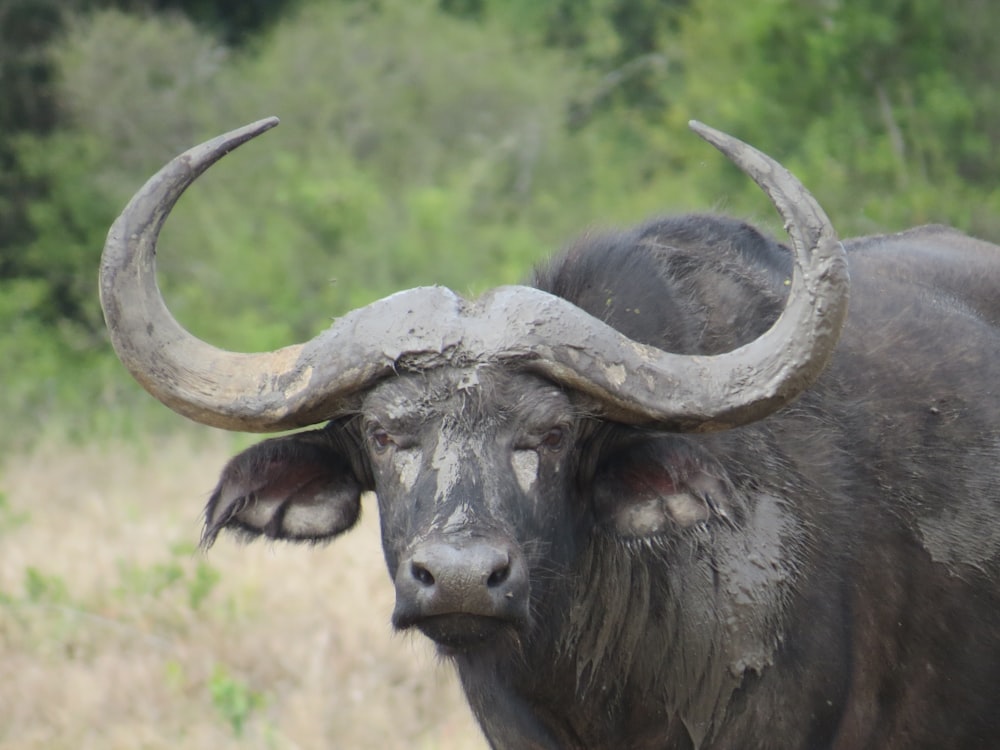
[205,216,1000,749]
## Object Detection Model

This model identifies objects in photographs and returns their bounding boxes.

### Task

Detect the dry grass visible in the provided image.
[0,429,485,749]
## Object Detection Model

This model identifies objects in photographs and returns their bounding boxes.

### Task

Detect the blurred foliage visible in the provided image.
[438,0,688,120]
[208,664,266,738]
[0,493,31,534]
[114,541,221,609]
[676,0,1000,237]
[1,0,998,446]
[0,0,298,280]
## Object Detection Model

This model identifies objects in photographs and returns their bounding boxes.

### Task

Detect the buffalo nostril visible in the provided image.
[486,562,511,588]
[411,561,435,587]
[393,541,529,636]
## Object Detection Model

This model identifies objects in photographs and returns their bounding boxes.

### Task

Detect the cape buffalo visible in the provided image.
[100,118,1000,749]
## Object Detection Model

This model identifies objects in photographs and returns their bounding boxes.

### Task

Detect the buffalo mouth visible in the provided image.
[408,613,518,653]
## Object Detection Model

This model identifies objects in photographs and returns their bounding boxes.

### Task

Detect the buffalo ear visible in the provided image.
[592,437,734,538]
[202,427,363,548]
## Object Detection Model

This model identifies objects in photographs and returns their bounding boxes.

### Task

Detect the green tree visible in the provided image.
[140,0,302,44]
[0,0,302,362]
[0,0,63,260]
[676,0,1000,237]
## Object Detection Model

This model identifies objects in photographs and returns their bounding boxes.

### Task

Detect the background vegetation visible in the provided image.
[0,434,482,748]
[1,0,998,745]
[2,0,998,445]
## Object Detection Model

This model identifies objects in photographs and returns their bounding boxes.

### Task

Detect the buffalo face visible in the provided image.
[365,367,585,652]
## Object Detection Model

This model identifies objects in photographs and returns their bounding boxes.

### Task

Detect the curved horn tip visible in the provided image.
[688,119,748,154]
[219,116,281,150]
[688,119,710,135]
[244,116,281,135]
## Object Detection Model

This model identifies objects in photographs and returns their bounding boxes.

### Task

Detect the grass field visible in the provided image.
[0,430,484,749]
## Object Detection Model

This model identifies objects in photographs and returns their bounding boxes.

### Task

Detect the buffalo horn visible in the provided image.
[100,119,848,432]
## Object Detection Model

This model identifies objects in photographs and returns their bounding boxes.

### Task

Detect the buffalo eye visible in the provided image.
[369,427,395,453]
[539,426,566,452]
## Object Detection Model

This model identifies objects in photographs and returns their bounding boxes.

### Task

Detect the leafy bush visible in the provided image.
[209,664,265,738]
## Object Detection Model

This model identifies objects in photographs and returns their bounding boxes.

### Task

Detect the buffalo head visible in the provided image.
[99,118,847,657]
